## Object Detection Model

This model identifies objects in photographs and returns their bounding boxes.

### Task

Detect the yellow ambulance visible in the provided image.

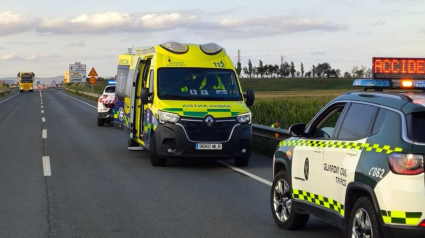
[17,72,35,92]
[114,42,255,167]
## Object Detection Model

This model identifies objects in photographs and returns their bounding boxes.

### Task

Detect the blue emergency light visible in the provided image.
[353,79,391,88]
[108,80,116,86]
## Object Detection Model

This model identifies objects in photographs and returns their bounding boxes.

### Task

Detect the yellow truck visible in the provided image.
[17,72,35,92]
[114,42,255,167]
[64,70,70,84]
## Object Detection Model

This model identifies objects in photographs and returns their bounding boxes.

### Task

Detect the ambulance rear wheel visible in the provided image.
[20,90,23,93]
[349,197,383,238]
[271,171,309,230]
[234,156,249,167]
[149,133,167,167]
[97,117,104,127]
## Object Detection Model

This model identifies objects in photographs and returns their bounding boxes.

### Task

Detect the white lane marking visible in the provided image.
[56,90,97,109]
[42,117,46,122]
[41,102,43,105]
[42,156,51,176]
[0,94,19,104]
[41,110,44,113]
[42,129,47,139]
[41,106,43,108]
[217,161,272,186]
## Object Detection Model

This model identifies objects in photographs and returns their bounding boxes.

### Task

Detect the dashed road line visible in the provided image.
[42,156,51,176]
[42,117,46,122]
[41,106,43,108]
[217,161,272,186]
[42,129,47,139]
[41,110,44,113]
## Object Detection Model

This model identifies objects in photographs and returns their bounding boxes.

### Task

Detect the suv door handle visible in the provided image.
[346,150,358,156]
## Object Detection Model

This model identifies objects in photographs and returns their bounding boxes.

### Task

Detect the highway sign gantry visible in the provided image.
[69,62,86,82]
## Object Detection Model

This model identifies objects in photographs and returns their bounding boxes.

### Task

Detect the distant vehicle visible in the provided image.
[271,57,425,238]
[113,42,255,167]
[97,81,116,126]
[17,72,35,92]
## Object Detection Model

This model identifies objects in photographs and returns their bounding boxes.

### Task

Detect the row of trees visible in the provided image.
[235,60,372,79]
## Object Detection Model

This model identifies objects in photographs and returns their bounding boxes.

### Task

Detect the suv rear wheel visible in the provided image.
[97,117,104,126]
[271,171,309,229]
[348,197,383,238]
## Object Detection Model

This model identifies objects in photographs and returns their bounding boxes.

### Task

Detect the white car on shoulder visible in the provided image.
[97,83,116,126]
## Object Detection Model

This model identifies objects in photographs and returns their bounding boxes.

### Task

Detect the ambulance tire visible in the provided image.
[20,90,23,93]
[149,133,167,167]
[348,197,383,238]
[30,90,33,92]
[234,156,249,167]
[271,171,309,230]
[97,117,104,127]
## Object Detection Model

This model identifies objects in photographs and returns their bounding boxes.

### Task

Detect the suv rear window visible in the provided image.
[105,86,115,93]
[407,112,425,143]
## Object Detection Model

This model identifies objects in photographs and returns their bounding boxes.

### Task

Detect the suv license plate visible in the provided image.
[196,143,222,150]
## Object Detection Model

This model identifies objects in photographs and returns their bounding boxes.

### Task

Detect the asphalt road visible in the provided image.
[0,89,342,238]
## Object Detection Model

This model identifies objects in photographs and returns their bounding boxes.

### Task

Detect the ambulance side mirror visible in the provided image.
[244,90,255,107]
[289,123,306,137]
[140,87,152,104]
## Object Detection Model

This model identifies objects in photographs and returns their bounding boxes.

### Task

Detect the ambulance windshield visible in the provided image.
[157,68,242,101]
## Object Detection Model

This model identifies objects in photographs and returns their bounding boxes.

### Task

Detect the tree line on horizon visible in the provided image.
[236,59,372,79]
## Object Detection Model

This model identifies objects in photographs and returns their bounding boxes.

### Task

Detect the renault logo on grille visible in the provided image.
[205,116,214,127]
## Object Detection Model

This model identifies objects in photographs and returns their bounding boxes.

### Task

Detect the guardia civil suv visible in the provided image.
[271,73,425,238]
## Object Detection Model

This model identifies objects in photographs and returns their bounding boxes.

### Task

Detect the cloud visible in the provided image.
[37,12,196,34]
[0,11,37,36]
[311,51,328,55]
[0,52,55,61]
[195,16,347,38]
[66,41,85,47]
[0,11,346,39]
[372,20,386,26]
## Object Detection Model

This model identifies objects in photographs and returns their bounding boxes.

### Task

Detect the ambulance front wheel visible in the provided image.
[349,197,383,238]
[234,156,249,167]
[271,171,309,230]
[149,133,167,167]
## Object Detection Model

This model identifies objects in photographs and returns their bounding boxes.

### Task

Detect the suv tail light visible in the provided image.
[388,153,424,175]
[98,95,108,103]
[104,103,115,109]
[419,220,425,227]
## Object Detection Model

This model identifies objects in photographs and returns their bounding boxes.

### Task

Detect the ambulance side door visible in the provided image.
[321,103,380,221]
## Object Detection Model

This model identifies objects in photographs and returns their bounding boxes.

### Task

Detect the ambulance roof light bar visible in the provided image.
[160,42,189,54]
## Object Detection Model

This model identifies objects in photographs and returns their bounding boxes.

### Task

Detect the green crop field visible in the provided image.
[66,81,109,94]
[240,77,355,91]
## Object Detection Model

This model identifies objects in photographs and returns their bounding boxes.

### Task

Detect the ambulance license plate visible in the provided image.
[196,143,222,150]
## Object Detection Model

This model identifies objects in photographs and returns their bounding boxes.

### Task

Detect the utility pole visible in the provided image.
[237,49,241,63]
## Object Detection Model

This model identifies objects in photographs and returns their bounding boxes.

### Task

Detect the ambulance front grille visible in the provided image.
[179,120,236,142]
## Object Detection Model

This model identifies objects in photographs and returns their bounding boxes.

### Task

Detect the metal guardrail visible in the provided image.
[252,124,291,141]
[0,89,11,97]
[65,88,101,98]
[64,88,291,141]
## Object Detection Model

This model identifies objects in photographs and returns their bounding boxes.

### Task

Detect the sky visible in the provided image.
[1,0,425,78]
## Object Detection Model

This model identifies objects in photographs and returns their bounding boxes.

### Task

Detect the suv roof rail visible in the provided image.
[345,91,413,102]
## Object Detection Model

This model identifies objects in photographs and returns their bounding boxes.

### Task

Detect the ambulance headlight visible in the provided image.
[200,43,223,55]
[160,42,188,54]
[158,110,180,124]
[237,112,251,124]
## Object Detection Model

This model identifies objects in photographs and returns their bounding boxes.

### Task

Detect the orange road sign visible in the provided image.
[89,76,97,85]
[88,68,98,77]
